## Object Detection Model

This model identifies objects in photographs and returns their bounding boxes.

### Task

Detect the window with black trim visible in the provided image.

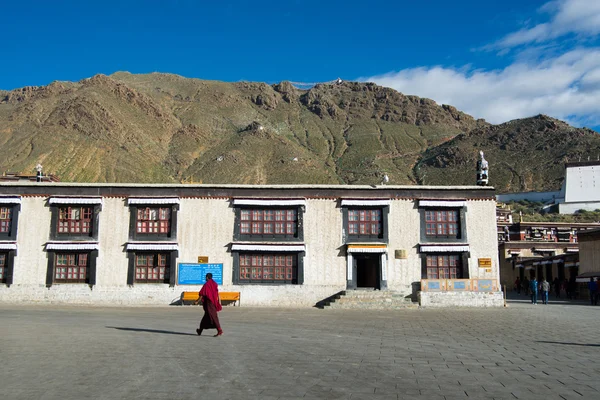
[57,206,93,234]
[342,206,388,243]
[234,207,303,241]
[50,203,100,240]
[232,250,305,285]
[129,204,178,241]
[0,207,12,234]
[134,253,170,283]
[126,250,177,286]
[420,207,464,242]
[45,249,98,287]
[348,209,382,236]
[54,253,89,283]
[136,207,171,234]
[0,203,19,240]
[237,253,298,284]
[0,253,7,283]
[425,254,463,279]
[425,210,459,237]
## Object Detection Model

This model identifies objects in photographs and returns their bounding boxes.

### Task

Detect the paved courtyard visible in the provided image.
[1,296,599,400]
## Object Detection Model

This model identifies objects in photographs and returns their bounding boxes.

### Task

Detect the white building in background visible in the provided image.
[495,161,600,214]
[0,182,502,307]
[557,161,600,214]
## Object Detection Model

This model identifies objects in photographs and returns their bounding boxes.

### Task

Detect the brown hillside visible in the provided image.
[0,72,595,190]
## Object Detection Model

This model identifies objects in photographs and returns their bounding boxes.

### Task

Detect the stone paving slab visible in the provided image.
[1,298,599,400]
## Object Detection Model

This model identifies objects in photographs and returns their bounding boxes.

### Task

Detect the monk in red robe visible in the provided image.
[194,273,223,337]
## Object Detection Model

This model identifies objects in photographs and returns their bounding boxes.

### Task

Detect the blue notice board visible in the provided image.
[178,263,223,285]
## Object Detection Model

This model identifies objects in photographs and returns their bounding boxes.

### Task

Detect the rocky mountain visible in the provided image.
[0,72,598,191]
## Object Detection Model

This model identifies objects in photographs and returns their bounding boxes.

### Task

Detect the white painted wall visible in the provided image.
[564,165,600,203]
[0,194,500,307]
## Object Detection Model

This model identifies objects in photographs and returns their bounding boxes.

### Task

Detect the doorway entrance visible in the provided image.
[355,253,380,289]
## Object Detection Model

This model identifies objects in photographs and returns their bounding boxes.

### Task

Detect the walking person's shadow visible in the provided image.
[107,326,197,336]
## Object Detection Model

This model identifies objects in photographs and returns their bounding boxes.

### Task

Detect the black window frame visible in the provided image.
[0,202,20,241]
[232,251,304,285]
[233,205,304,242]
[420,252,470,279]
[46,250,98,287]
[129,204,179,241]
[0,250,16,285]
[419,207,466,243]
[49,203,101,241]
[126,250,177,287]
[342,205,389,244]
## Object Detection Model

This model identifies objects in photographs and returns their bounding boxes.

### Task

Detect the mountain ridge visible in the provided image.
[1,72,598,191]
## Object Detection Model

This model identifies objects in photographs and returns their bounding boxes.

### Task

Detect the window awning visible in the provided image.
[0,242,17,250]
[533,261,541,266]
[419,245,470,253]
[49,197,103,205]
[233,199,306,207]
[576,271,600,282]
[126,243,179,251]
[231,244,305,252]
[128,198,180,205]
[347,244,387,253]
[46,242,99,251]
[0,197,21,204]
[553,259,563,264]
[341,199,391,207]
[525,266,535,270]
[564,262,577,268]
[515,264,524,268]
[419,200,466,208]
[565,248,579,253]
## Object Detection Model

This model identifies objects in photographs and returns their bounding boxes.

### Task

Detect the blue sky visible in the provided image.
[2,0,600,128]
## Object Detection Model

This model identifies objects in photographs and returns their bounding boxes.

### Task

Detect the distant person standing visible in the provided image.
[541,278,550,305]
[588,278,598,306]
[530,276,538,305]
[514,277,521,294]
[194,273,224,337]
[553,277,560,298]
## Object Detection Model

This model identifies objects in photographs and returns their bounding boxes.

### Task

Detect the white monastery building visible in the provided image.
[556,161,600,214]
[0,182,502,307]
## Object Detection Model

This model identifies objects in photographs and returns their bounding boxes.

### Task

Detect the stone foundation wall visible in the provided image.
[0,284,347,307]
[418,291,504,307]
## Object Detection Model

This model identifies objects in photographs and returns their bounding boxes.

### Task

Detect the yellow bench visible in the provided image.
[180,291,241,306]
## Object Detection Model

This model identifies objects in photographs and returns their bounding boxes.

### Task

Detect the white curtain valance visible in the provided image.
[233,199,306,207]
[419,200,466,208]
[419,245,470,253]
[126,243,179,251]
[0,242,17,250]
[128,198,180,205]
[231,244,305,252]
[341,199,391,207]
[49,197,102,205]
[0,197,21,204]
[46,242,99,251]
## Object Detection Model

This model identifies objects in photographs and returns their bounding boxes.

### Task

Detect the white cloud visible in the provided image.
[363,48,600,127]
[495,0,600,48]
[362,1,600,128]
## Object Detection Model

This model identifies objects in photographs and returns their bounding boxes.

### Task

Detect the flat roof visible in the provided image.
[0,182,494,190]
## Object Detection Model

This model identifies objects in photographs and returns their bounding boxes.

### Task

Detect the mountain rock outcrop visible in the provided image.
[0,72,597,191]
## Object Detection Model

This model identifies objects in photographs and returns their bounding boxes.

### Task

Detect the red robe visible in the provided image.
[198,278,222,333]
[199,278,222,312]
